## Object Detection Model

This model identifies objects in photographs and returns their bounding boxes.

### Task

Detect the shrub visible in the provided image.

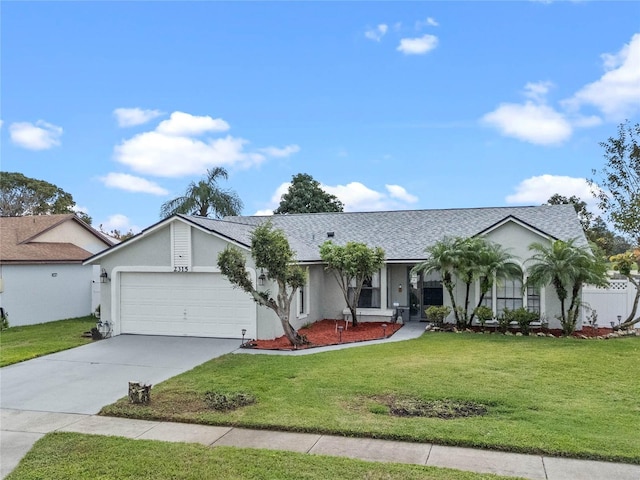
[424,305,452,327]
[511,307,539,335]
[473,305,494,329]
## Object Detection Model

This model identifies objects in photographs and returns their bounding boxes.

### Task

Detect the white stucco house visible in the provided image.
[85,204,590,340]
[0,214,114,326]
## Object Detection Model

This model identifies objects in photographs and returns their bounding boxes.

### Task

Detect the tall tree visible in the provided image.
[546,194,593,232]
[0,172,91,223]
[589,121,640,246]
[274,173,343,214]
[160,167,243,219]
[319,241,385,327]
[526,239,609,335]
[545,194,631,256]
[217,222,307,347]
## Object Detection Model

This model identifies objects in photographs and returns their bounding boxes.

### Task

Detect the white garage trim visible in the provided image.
[111,266,257,338]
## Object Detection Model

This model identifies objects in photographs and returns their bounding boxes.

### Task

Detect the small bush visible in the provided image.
[473,305,493,329]
[425,305,452,327]
[204,391,256,411]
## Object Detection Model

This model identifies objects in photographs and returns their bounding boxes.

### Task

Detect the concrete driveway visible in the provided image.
[0,335,240,415]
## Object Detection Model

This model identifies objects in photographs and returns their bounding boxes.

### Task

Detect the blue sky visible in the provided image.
[2,1,639,233]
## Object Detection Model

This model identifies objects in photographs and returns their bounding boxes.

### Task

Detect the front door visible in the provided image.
[409,270,444,320]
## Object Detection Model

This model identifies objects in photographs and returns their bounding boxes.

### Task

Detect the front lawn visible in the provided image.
[0,316,96,367]
[102,333,640,464]
[6,432,518,480]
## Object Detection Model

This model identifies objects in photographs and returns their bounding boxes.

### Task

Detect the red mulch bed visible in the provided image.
[248,319,403,351]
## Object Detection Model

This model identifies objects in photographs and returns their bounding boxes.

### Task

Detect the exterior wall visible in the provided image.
[0,264,93,326]
[98,221,270,338]
[36,220,110,254]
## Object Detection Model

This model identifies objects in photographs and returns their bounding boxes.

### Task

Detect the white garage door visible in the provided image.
[120,272,255,338]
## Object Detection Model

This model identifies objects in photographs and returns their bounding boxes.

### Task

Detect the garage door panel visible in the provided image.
[119,272,255,338]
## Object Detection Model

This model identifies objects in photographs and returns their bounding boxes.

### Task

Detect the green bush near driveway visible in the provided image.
[5,432,519,480]
[0,316,96,367]
[101,333,640,464]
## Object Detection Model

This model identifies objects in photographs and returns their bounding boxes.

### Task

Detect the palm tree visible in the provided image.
[526,239,608,335]
[471,242,522,323]
[413,237,462,326]
[160,167,243,219]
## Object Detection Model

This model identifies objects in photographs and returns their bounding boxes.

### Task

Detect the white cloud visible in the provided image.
[506,175,600,212]
[397,34,438,55]
[563,33,640,120]
[156,111,230,136]
[257,181,419,215]
[9,120,63,150]
[365,24,388,42]
[99,214,141,234]
[386,184,418,204]
[113,111,295,177]
[258,144,301,158]
[100,172,168,195]
[113,108,163,127]
[481,101,572,145]
[523,81,554,102]
[416,17,439,28]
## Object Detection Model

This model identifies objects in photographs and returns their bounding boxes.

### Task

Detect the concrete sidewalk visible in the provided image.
[2,408,639,480]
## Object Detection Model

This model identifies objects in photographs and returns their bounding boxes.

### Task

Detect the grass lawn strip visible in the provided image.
[5,432,521,480]
[101,333,640,464]
[0,316,96,367]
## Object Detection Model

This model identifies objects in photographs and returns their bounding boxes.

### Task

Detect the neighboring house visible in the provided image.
[85,204,589,340]
[0,214,114,326]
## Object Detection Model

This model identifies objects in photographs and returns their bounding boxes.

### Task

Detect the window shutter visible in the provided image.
[172,222,191,269]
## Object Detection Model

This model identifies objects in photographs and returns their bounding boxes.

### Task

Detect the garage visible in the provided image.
[119,272,255,338]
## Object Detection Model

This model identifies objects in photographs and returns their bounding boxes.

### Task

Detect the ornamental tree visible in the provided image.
[217,221,307,347]
[319,241,385,327]
[610,248,640,330]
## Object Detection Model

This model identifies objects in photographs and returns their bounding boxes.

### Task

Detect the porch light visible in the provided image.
[258,270,266,286]
[100,268,109,283]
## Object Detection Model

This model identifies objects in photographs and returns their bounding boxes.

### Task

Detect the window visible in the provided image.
[496,277,523,316]
[349,271,381,308]
[526,285,540,314]
[299,285,306,315]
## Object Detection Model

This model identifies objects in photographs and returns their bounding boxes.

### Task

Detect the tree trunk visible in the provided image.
[279,316,306,347]
[617,316,640,330]
[349,305,358,327]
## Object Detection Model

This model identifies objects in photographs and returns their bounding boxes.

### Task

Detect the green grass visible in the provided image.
[102,333,640,464]
[6,432,520,480]
[0,316,97,367]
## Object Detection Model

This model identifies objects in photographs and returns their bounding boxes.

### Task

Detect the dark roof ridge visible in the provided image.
[229,204,557,220]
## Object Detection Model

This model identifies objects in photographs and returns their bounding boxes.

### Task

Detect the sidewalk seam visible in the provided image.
[424,443,433,466]
[541,456,549,480]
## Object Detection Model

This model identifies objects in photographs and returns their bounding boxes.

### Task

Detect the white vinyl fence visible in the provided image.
[581,278,638,329]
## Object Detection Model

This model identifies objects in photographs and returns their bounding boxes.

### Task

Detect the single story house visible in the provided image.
[85,204,588,340]
[0,214,114,326]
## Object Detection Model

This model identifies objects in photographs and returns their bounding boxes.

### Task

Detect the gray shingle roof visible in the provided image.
[185,204,587,262]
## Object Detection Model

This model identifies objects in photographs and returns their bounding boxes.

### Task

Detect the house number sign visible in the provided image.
[174,266,189,272]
